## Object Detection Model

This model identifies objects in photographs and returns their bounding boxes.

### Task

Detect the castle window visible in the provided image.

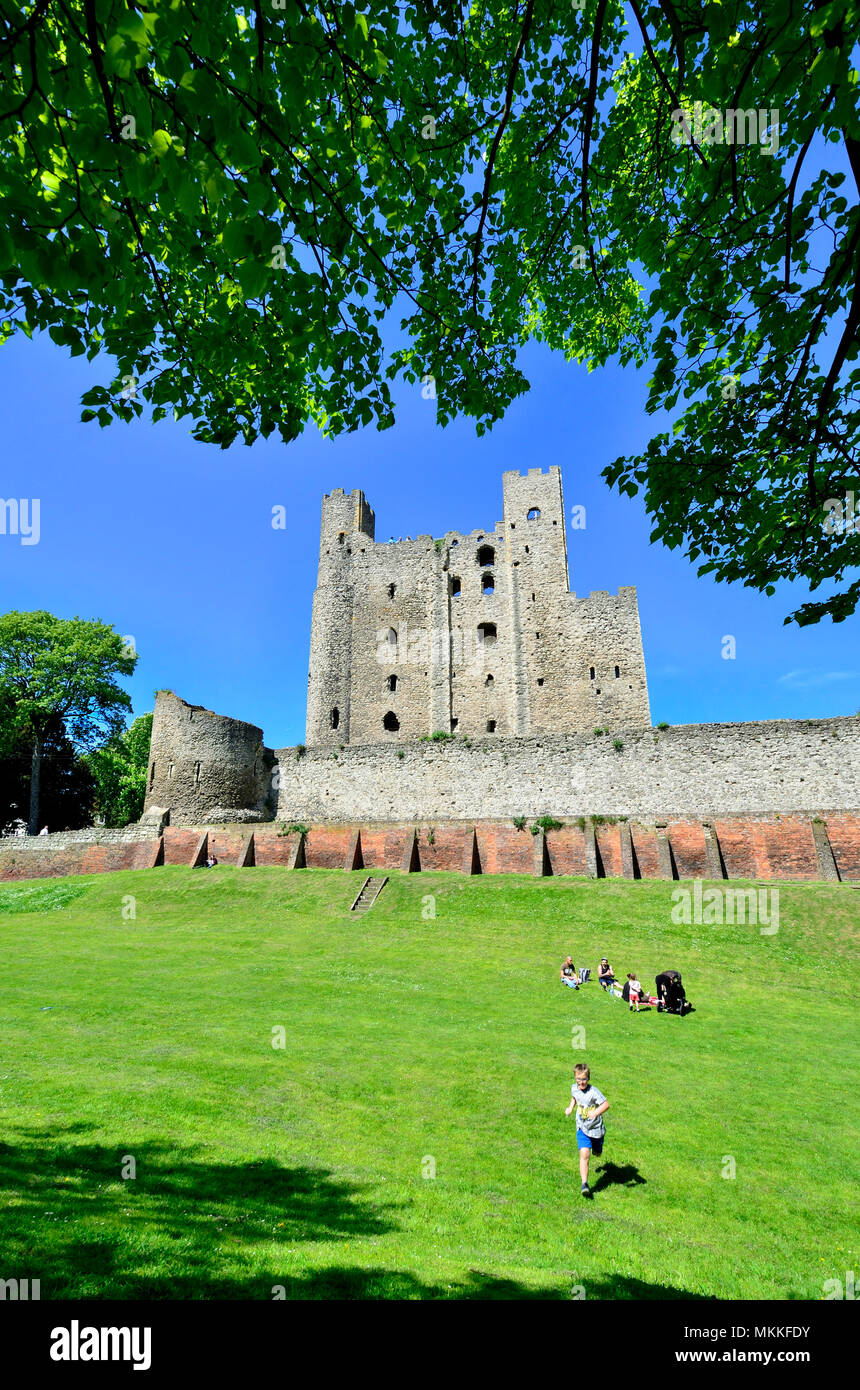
[532,593,535,601]
[451,717,459,730]
[150,762,155,787]
[590,667,595,680]
[388,583,396,598]
[525,546,530,554]
[477,545,495,567]
[383,711,400,732]
[168,763,174,780]
[451,539,458,547]
[614,666,620,678]
[527,507,541,520]
[387,674,397,692]
[194,760,201,785]
[451,576,461,599]
[537,678,544,687]
[596,688,601,694]
[386,627,398,655]
[485,674,494,686]
[330,707,340,729]
[482,573,494,596]
[486,719,496,733]
[338,532,345,544]
[477,622,497,647]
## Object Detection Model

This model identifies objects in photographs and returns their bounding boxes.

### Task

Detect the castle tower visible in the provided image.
[305,469,650,747]
[305,489,375,747]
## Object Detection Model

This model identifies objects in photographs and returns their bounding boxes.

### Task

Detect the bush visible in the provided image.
[295,744,306,760]
[512,815,527,831]
[612,737,624,751]
[531,815,563,835]
[656,721,670,731]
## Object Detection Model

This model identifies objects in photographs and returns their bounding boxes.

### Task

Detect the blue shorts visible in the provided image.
[576,1130,604,1155]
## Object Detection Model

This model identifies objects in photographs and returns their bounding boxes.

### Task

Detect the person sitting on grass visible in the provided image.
[565,1062,610,1198]
[627,972,643,1012]
[597,958,616,990]
[560,956,579,989]
[205,852,218,868]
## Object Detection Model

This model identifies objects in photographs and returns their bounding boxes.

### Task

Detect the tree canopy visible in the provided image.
[85,709,152,827]
[1,1,857,622]
[0,610,136,832]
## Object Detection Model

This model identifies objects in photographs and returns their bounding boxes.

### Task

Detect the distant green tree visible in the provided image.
[0,611,136,833]
[0,711,96,834]
[85,711,153,827]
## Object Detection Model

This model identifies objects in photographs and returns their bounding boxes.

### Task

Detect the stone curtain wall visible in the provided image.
[4,814,859,883]
[275,718,860,823]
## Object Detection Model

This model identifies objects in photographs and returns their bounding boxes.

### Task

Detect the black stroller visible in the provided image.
[656,970,690,1015]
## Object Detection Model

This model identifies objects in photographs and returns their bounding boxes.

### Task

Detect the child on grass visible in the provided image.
[564,1062,610,1198]
[627,972,643,1012]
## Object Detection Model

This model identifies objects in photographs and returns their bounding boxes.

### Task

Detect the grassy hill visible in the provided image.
[0,866,857,1300]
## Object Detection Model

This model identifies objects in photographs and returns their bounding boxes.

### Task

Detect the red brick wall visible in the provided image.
[2,815,858,885]
[630,824,660,879]
[253,832,298,867]
[161,828,202,866]
[305,826,352,868]
[749,817,819,880]
[476,824,532,874]
[826,814,860,880]
[415,826,472,872]
[546,826,588,876]
[665,821,709,879]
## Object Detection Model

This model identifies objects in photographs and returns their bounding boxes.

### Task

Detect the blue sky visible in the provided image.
[1,330,858,748]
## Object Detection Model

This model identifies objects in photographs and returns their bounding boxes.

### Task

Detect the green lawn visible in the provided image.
[0,866,857,1300]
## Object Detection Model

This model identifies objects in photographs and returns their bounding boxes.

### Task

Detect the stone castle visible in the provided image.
[3,467,859,884]
[307,465,650,746]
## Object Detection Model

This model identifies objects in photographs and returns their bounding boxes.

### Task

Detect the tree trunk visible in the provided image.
[27,734,42,836]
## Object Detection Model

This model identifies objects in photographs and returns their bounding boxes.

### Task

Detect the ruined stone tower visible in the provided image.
[305,466,651,747]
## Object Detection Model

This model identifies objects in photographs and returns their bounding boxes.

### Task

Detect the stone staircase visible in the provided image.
[350,875,388,915]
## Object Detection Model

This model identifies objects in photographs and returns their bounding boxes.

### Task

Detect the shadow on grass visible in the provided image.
[0,1129,716,1300]
[591,1162,647,1195]
[0,1128,400,1298]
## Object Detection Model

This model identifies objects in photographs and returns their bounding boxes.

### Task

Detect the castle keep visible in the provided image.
[4,467,859,885]
[306,467,650,746]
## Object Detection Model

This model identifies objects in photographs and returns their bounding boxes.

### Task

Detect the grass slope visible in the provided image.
[0,867,857,1300]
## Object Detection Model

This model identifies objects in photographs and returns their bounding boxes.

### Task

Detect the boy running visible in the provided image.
[565,1062,610,1198]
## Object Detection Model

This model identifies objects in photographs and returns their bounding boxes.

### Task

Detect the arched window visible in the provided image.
[387,627,398,653]
[482,573,494,596]
[338,532,346,544]
[451,576,461,599]
[330,707,339,729]
[477,622,497,647]
[477,544,495,567]
[383,711,400,732]
[388,582,396,598]
[450,539,459,547]
[614,665,620,678]
[485,673,494,686]
[387,674,397,692]
[527,507,541,520]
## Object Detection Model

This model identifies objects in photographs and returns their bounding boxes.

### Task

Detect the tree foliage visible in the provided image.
[0,610,136,832]
[84,710,152,827]
[1,1,857,621]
